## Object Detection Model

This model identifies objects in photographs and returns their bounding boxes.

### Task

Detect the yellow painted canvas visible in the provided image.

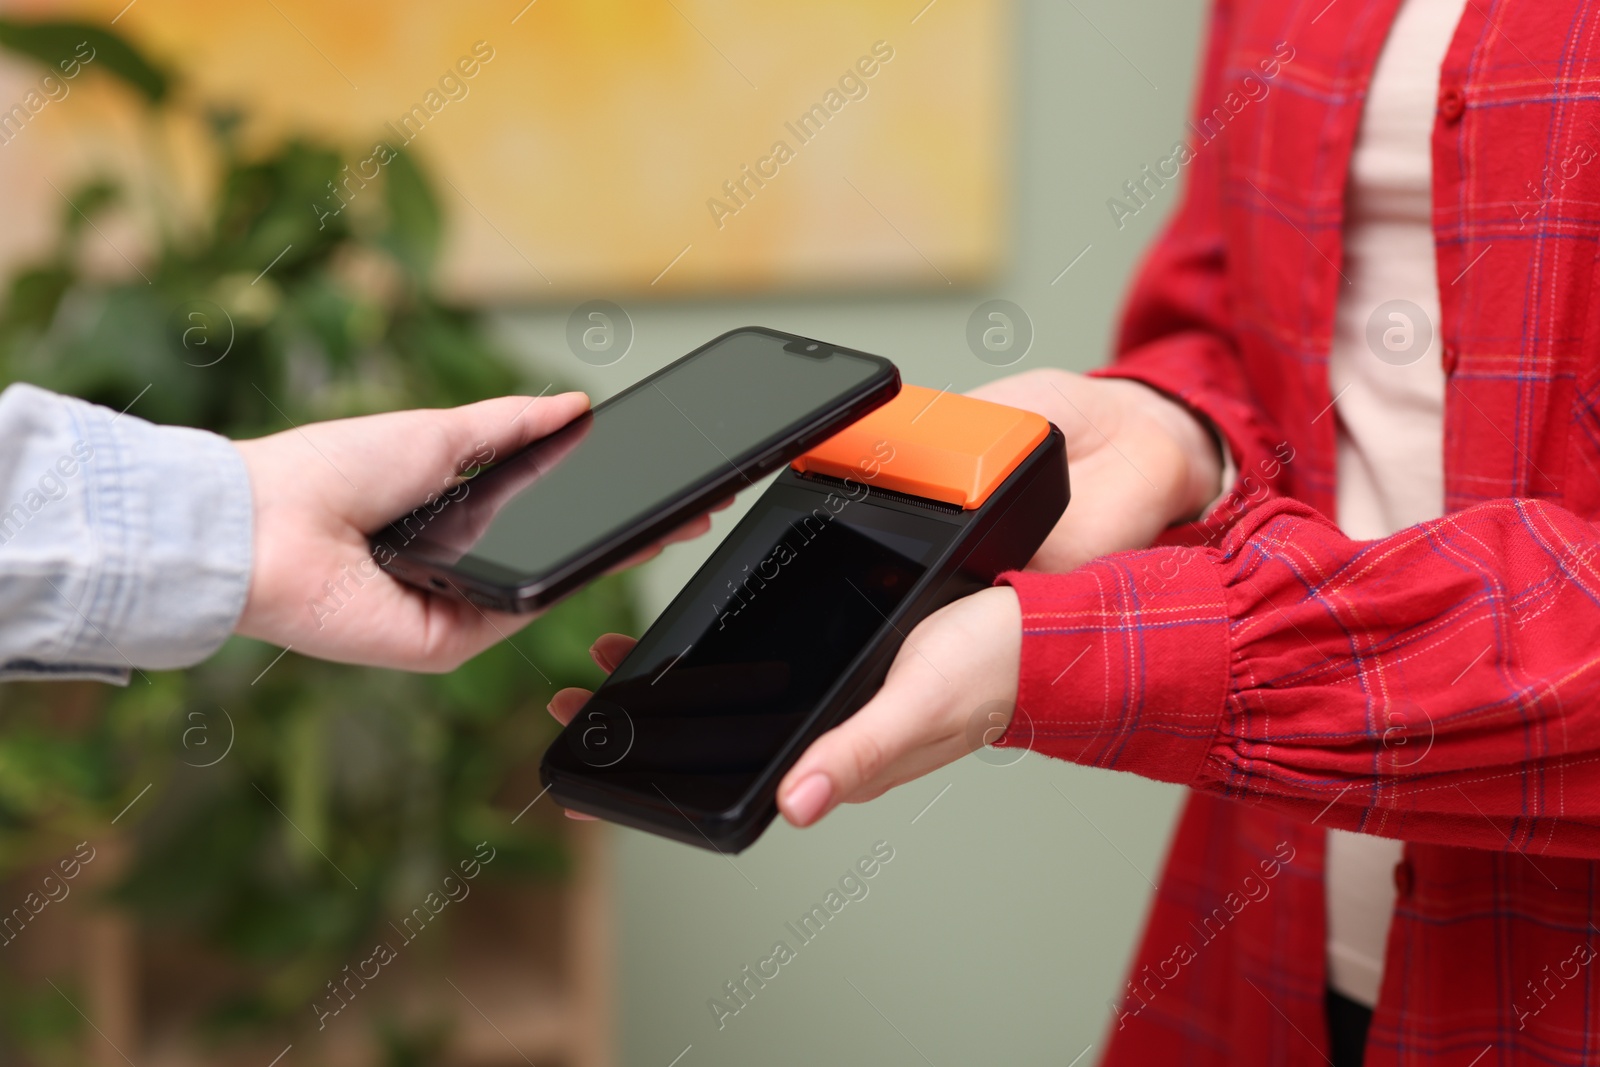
[0,0,1009,300]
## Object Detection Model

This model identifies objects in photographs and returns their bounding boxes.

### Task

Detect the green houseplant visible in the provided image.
[0,17,629,1062]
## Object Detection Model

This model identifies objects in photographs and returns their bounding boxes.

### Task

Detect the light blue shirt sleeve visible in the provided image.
[0,383,253,684]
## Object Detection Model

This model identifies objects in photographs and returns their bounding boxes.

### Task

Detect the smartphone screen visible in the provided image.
[384,329,893,594]
[542,481,963,814]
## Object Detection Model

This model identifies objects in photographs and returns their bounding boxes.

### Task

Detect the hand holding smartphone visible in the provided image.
[373,327,900,612]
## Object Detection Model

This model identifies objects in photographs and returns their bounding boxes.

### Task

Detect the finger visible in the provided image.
[606,544,664,573]
[588,633,637,674]
[547,686,593,726]
[659,512,714,545]
[605,513,714,574]
[367,587,543,674]
[565,810,598,821]
[606,499,728,574]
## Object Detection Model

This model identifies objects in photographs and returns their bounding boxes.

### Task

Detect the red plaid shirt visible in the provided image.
[1001,1,1600,1064]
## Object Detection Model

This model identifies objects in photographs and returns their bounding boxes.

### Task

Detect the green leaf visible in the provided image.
[0,19,169,104]
[0,265,72,336]
[381,147,442,280]
[59,177,119,245]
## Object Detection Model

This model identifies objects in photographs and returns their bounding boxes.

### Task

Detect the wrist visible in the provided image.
[230,438,300,645]
[979,584,1022,708]
[1122,381,1225,525]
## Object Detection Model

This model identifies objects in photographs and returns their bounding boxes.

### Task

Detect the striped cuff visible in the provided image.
[997,549,1232,785]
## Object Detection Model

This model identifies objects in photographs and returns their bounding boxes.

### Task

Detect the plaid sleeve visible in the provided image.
[1001,495,1600,859]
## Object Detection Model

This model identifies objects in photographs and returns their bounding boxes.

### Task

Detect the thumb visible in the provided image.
[310,392,591,530]
[777,669,947,828]
[775,588,1021,828]
[461,391,595,455]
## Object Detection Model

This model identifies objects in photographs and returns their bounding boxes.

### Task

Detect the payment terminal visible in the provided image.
[540,384,1069,852]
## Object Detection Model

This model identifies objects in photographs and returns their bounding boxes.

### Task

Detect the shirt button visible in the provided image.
[1442,343,1460,375]
[1393,859,1415,897]
[1439,86,1467,123]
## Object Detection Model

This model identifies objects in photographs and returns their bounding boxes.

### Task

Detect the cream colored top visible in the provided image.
[1323,0,1466,1009]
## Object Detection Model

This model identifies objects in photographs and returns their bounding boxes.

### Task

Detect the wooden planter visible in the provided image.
[0,820,613,1067]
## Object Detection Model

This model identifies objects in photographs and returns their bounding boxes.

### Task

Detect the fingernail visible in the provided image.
[565,809,598,821]
[783,773,832,827]
[589,644,614,673]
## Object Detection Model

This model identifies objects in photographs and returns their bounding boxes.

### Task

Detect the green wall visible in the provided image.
[498,0,1207,1061]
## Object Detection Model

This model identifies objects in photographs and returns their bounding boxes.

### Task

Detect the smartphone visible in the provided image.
[539,386,1069,852]
[372,327,900,612]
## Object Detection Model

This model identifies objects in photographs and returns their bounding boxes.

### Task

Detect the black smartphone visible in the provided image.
[539,390,1068,853]
[372,327,900,612]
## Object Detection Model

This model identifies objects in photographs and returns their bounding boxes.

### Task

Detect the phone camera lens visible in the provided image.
[805,344,818,352]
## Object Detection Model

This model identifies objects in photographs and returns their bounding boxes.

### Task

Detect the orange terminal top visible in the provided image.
[790,384,1051,509]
